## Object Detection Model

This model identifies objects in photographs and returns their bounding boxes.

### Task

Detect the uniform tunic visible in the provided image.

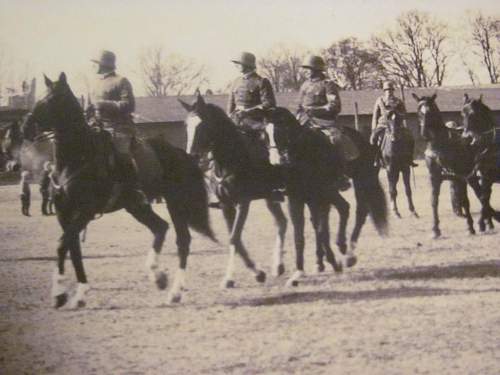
[297,75,341,126]
[227,71,276,126]
[371,95,406,130]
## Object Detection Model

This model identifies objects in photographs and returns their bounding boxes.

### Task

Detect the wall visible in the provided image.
[135,122,187,150]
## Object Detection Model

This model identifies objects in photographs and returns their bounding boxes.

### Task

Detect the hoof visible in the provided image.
[167,293,182,304]
[222,279,235,289]
[332,261,343,273]
[315,263,325,274]
[155,271,168,290]
[346,255,357,268]
[432,230,441,239]
[285,279,299,287]
[53,293,68,309]
[255,271,266,283]
[274,264,285,277]
[68,299,86,310]
[412,211,419,218]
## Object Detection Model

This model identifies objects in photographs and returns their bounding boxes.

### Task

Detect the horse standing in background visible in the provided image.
[412,93,495,238]
[266,107,388,286]
[461,94,500,230]
[380,111,419,218]
[29,72,215,308]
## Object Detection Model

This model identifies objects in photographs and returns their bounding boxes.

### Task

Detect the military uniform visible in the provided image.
[90,50,147,204]
[371,94,406,145]
[227,71,276,130]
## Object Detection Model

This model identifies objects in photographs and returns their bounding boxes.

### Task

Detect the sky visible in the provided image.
[0,0,499,99]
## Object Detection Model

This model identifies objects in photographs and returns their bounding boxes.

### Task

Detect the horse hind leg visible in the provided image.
[166,202,191,304]
[286,196,306,287]
[126,204,169,290]
[265,199,287,277]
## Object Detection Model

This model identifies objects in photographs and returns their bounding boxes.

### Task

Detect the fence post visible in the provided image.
[354,101,360,132]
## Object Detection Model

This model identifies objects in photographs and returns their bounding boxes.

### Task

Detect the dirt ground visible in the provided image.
[1,168,499,375]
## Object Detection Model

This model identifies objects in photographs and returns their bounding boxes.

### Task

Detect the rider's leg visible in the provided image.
[328,128,351,192]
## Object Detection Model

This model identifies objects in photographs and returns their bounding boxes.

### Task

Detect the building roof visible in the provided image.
[134,86,500,124]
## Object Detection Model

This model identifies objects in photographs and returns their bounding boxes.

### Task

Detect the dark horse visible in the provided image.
[461,94,500,229]
[179,93,288,289]
[30,73,215,308]
[412,93,498,238]
[266,107,388,285]
[380,111,419,218]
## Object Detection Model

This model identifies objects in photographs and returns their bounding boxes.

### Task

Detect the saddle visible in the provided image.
[306,118,360,161]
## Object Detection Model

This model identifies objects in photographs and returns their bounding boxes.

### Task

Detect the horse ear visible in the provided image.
[195,90,206,110]
[59,72,67,85]
[44,74,53,88]
[431,92,437,102]
[463,93,470,105]
[411,93,420,102]
[178,99,193,112]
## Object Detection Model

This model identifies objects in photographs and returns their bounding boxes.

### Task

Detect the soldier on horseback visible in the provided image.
[226,51,284,201]
[371,81,417,167]
[296,55,352,191]
[88,50,148,205]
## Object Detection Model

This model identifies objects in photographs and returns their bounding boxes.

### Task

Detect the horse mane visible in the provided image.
[468,98,496,129]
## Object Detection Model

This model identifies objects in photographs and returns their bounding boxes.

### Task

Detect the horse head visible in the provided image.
[386,110,405,142]
[179,91,230,158]
[461,94,494,143]
[31,72,83,133]
[265,107,300,165]
[412,92,440,141]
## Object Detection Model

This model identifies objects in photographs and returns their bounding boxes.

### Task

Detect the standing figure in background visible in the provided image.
[20,170,31,216]
[40,161,55,215]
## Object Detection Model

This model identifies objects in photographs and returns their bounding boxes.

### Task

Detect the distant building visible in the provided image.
[133,85,500,156]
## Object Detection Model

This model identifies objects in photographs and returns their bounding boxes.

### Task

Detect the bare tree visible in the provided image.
[372,10,450,87]
[139,46,209,96]
[258,43,308,92]
[323,37,385,90]
[466,11,500,84]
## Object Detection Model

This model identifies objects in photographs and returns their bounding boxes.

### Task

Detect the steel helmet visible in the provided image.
[231,52,256,69]
[91,50,116,70]
[301,55,326,71]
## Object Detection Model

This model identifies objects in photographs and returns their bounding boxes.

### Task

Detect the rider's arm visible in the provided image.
[96,77,135,115]
[304,81,341,118]
[227,84,236,115]
[259,77,276,111]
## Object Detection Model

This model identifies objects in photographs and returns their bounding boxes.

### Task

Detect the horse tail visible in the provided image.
[146,137,217,242]
[344,127,389,236]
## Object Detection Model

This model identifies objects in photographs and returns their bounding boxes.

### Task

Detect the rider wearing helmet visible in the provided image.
[297,55,350,191]
[89,50,148,205]
[371,81,417,167]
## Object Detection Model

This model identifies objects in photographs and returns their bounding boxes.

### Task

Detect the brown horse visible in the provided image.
[30,73,215,308]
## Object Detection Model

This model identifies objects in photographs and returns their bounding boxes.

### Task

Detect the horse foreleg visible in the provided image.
[387,168,401,218]
[330,191,355,268]
[286,196,305,287]
[459,181,475,235]
[126,204,169,290]
[403,167,418,217]
[429,163,442,238]
[51,238,69,308]
[265,199,287,277]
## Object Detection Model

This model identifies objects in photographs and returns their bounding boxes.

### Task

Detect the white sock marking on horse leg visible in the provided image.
[272,234,284,276]
[167,268,186,303]
[285,270,304,287]
[51,268,67,297]
[221,245,236,288]
[68,283,90,309]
